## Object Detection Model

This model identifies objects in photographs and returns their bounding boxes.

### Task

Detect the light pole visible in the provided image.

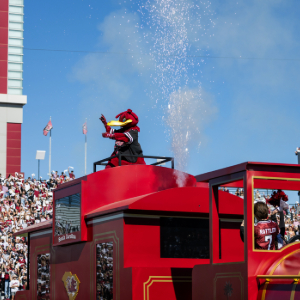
[36,150,46,181]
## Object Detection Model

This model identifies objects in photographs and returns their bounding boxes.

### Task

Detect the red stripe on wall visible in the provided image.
[6,123,22,177]
[0,12,9,28]
[0,0,8,11]
[0,0,8,94]
[0,60,8,78]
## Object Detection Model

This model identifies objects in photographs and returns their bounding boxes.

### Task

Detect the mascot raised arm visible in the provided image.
[100,109,146,169]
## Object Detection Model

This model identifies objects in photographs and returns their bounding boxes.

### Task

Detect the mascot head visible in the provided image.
[107,109,140,131]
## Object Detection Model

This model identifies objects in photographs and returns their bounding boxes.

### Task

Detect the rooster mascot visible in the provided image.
[100,109,146,169]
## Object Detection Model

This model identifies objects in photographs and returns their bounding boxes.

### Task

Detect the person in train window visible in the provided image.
[240,202,280,250]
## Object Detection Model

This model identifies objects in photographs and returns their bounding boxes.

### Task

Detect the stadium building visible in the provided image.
[0,0,26,177]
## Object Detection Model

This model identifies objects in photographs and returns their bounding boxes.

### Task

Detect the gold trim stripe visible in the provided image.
[260,249,300,300]
[143,276,192,300]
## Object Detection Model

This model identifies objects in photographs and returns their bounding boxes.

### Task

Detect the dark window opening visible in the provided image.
[37,253,50,298]
[160,217,209,259]
[96,242,113,300]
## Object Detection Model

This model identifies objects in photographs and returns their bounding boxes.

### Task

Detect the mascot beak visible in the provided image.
[107,119,132,127]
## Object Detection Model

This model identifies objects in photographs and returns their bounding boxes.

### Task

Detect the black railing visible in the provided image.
[93,154,174,172]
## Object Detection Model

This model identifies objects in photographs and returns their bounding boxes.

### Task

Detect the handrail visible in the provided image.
[93,154,174,172]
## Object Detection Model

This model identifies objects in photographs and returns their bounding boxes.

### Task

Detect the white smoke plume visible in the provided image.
[141,0,216,185]
[166,87,217,186]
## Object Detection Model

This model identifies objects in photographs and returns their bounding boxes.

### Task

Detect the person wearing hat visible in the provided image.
[10,273,19,300]
[100,109,146,168]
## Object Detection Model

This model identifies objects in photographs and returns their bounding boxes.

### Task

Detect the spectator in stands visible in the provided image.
[68,167,75,180]
[235,188,240,197]
[0,168,75,298]
[10,274,19,300]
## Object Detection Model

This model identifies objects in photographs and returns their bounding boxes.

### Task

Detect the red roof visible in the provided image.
[195,161,300,182]
[85,187,210,219]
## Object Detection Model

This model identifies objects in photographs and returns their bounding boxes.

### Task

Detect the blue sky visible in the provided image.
[22,0,300,187]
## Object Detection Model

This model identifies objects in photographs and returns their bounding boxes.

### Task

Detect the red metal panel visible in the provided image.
[0,61,7,77]
[220,221,244,263]
[7,123,22,131]
[254,178,300,191]
[218,190,244,216]
[128,187,210,213]
[124,216,209,269]
[0,28,8,44]
[6,139,21,148]
[0,46,8,61]
[0,77,7,93]
[0,0,8,11]
[6,155,21,166]
[221,179,244,188]
[6,148,21,157]
[0,12,8,28]
[6,166,21,175]
[6,123,22,177]
[7,130,21,140]
[132,267,193,300]
[0,2,8,92]
[192,264,247,300]
[86,187,210,219]
[81,165,196,208]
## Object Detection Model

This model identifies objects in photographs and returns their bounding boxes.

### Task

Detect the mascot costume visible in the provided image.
[100,109,146,168]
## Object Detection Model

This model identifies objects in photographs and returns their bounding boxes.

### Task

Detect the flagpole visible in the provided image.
[85,118,87,175]
[49,116,51,178]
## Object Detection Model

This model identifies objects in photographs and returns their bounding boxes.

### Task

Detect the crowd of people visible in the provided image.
[0,169,75,299]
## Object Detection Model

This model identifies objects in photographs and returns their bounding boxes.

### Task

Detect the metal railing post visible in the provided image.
[118,152,121,166]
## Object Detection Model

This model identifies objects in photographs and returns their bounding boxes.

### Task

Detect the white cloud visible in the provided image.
[72,10,154,102]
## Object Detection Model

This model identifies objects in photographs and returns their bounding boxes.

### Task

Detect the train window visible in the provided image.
[96,242,113,300]
[55,193,81,236]
[37,253,50,299]
[253,188,300,250]
[160,217,209,259]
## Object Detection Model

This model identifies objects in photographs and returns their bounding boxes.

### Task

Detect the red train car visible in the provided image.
[14,162,300,300]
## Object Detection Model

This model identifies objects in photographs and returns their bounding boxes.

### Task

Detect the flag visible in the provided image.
[82,122,87,135]
[43,120,53,136]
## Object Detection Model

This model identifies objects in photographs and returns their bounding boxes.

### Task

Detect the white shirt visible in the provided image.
[10,279,19,293]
